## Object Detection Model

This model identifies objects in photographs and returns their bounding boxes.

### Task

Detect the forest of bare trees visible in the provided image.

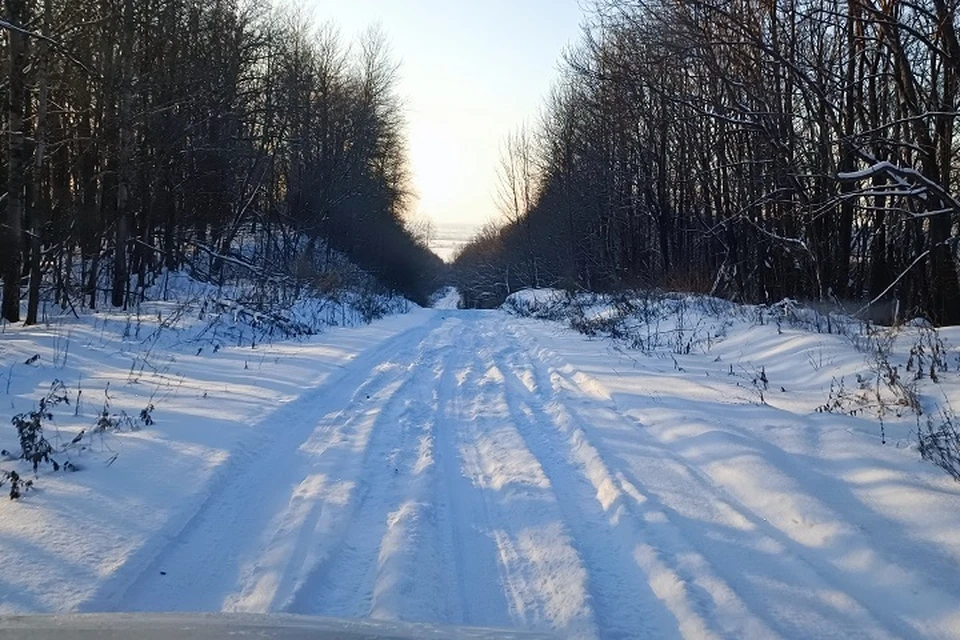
[456,0,960,325]
[0,0,442,325]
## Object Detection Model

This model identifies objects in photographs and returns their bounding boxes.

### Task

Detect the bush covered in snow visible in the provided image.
[502,289,572,321]
[505,287,960,481]
[505,289,739,354]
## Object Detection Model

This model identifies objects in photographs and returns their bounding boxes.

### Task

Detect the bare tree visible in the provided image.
[0,0,442,319]
[2,0,28,322]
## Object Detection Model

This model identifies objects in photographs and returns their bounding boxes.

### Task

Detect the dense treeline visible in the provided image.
[456,0,960,324]
[0,0,442,324]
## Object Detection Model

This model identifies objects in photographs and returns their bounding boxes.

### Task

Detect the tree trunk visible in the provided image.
[26,0,53,325]
[2,0,28,323]
[111,0,136,309]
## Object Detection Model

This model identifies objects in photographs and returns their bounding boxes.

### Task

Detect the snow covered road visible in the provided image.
[7,306,960,638]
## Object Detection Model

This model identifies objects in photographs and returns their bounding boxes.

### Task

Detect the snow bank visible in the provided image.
[504,288,960,477]
[0,273,421,613]
[499,289,960,637]
[502,289,570,320]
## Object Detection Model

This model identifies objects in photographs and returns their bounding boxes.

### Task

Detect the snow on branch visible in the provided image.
[837,161,960,217]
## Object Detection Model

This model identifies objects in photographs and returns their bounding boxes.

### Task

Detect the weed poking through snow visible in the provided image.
[0,470,32,500]
[11,380,69,472]
[919,406,960,481]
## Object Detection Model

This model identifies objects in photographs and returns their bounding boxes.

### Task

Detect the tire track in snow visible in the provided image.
[506,319,922,639]
[441,316,599,638]
[282,319,462,618]
[85,304,949,638]
[93,314,444,613]
[503,321,814,638]
[363,318,466,625]
[430,319,513,629]
[487,318,682,640]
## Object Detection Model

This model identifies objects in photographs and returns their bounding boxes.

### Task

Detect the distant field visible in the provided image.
[429,222,481,262]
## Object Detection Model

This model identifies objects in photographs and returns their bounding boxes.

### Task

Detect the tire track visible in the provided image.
[506,319,919,639]
[282,320,460,616]
[87,305,945,638]
[431,320,512,628]
[99,315,444,613]
[364,319,467,625]
[444,317,598,639]
[487,319,682,640]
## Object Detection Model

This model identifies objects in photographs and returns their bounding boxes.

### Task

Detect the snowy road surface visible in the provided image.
[8,307,959,639]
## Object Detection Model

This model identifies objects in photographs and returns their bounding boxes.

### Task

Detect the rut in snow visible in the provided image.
[86,308,960,640]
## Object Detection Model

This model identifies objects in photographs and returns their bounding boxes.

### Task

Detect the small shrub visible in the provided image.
[94,391,155,433]
[570,313,627,339]
[817,377,849,414]
[503,291,571,320]
[139,404,155,427]
[12,380,69,471]
[906,325,950,382]
[871,333,920,415]
[919,407,960,481]
[0,470,32,500]
[94,401,117,433]
[356,292,390,324]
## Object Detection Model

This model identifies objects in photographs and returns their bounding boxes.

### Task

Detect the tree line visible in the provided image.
[456,0,960,324]
[0,0,442,325]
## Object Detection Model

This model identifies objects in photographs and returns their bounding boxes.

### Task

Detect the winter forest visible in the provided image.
[0,0,443,327]
[2,0,960,326]
[3,1,960,637]
[456,0,960,325]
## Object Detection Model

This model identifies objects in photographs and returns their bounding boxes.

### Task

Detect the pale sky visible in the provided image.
[303,0,587,226]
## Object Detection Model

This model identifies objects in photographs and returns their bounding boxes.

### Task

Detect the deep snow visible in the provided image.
[1,291,959,639]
